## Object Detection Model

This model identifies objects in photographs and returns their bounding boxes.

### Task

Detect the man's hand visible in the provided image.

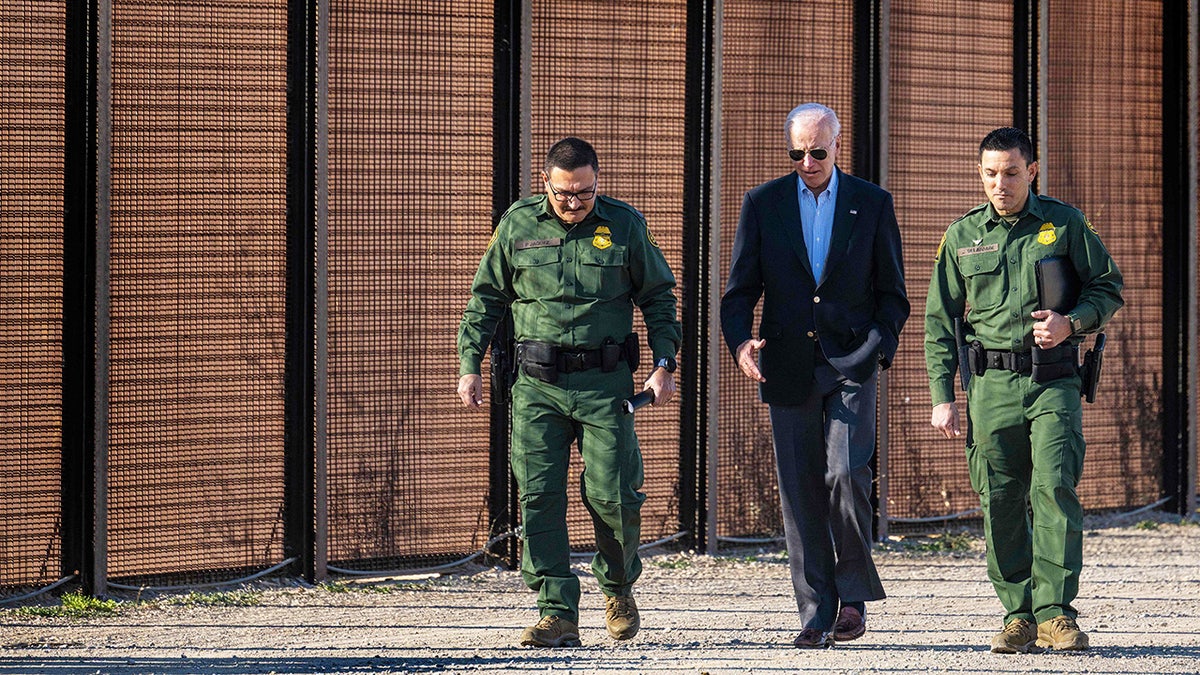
[930,401,960,438]
[1031,309,1072,349]
[735,338,766,383]
[458,374,484,408]
[644,366,677,406]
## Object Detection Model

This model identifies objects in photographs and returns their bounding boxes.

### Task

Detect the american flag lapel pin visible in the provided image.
[849,209,858,215]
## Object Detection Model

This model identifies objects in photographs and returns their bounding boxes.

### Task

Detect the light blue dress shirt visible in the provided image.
[798,169,838,284]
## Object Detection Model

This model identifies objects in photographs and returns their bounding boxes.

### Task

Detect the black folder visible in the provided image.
[1034,256,1081,314]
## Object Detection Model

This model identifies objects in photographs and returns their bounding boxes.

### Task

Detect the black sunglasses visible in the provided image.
[788,147,829,162]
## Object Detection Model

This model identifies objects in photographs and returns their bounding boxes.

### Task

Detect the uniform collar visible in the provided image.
[538,194,610,229]
[985,191,1045,226]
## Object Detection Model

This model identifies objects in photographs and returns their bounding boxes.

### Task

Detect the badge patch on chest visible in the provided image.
[592,225,613,250]
[1037,222,1057,245]
[956,243,999,257]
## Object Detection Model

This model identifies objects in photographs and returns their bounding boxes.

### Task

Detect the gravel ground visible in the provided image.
[2,512,1198,675]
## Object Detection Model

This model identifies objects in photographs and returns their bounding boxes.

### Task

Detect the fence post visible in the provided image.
[64,0,104,595]
[682,0,717,553]
[853,0,887,540]
[489,0,527,567]
[285,0,320,582]
[1162,0,1195,516]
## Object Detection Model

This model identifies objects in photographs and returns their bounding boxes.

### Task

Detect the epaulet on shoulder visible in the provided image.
[1035,194,1080,212]
[599,195,646,224]
[949,203,988,228]
[500,195,543,220]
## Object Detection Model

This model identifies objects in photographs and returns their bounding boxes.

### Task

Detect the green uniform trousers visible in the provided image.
[510,368,645,624]
[966,368,1085,625]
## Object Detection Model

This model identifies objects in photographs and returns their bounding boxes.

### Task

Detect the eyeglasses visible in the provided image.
[788,147,829,162]
[547,181,597,203]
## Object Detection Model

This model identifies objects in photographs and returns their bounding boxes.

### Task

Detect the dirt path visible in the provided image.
[2,515,1199,674]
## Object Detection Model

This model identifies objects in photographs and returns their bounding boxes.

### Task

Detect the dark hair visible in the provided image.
[544,137,599,175]
[979,127,1035,164]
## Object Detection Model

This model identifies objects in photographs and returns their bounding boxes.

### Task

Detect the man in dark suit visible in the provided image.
[721,102,909,649]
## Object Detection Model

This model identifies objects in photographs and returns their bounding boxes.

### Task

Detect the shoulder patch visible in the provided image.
[1084,214,1098,234]
[646,227,659,248]
[934,231,947,261]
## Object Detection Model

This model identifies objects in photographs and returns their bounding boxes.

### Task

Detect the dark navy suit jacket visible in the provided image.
[721,168,910,405]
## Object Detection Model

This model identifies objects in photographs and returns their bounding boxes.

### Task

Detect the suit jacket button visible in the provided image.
[813,296,821,303]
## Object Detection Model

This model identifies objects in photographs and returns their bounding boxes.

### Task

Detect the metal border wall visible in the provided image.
[2,0,1198,595]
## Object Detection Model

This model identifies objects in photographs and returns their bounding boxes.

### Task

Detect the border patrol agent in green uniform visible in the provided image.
[457,138,681,648]
[925,128,1123,655]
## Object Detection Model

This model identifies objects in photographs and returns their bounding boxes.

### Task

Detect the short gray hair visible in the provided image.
[784,103,841,139]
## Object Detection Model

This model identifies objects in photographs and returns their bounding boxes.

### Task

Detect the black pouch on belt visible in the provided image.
[600,337,622,372]
[1031,344,1078,384]
[967,341,985,376]
[623,333,640,372]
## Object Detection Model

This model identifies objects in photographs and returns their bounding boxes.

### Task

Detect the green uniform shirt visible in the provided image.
[458,194,681,376]
[924,193,1124,406]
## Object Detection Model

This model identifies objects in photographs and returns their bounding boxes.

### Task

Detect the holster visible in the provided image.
[1079,333,1106,403]
[489,339,516,404]
[1031,343,1079,384]
[515,341,558,384]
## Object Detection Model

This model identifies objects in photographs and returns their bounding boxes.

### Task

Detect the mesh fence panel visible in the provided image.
[325,1,495,567]
[714,0,855,539]
[526,0,689,547]
[884,0,1013,520]
[105,0,288,582]
[1042,0,1161,509]
[0,1,65,589]
[0,2,1192,587]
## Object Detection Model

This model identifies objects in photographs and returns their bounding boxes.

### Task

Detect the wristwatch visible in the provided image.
[654,356,677,373]
[1065,313,1083,335]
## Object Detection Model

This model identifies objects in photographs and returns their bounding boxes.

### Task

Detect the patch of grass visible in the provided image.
[650,555,693,570]
[165,590,263,607]
[319,580,429,593]
[14,592,121,618]
[880,530,979,554]
[1133,520,1160,531]
[713,551,787,566]
[318,581,353,593]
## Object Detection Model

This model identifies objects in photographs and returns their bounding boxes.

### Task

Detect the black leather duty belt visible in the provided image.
[516,341,623,373]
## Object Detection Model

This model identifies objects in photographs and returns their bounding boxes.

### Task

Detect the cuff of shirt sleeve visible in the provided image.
[1067,305,1095,333]
[459,358,483,377]
[929,378,956,407]
[649,339,679,365]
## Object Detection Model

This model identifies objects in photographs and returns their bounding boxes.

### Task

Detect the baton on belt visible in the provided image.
[621,390,655,414]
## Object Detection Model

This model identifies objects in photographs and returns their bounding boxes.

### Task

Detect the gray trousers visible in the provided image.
[768,358,885,630]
